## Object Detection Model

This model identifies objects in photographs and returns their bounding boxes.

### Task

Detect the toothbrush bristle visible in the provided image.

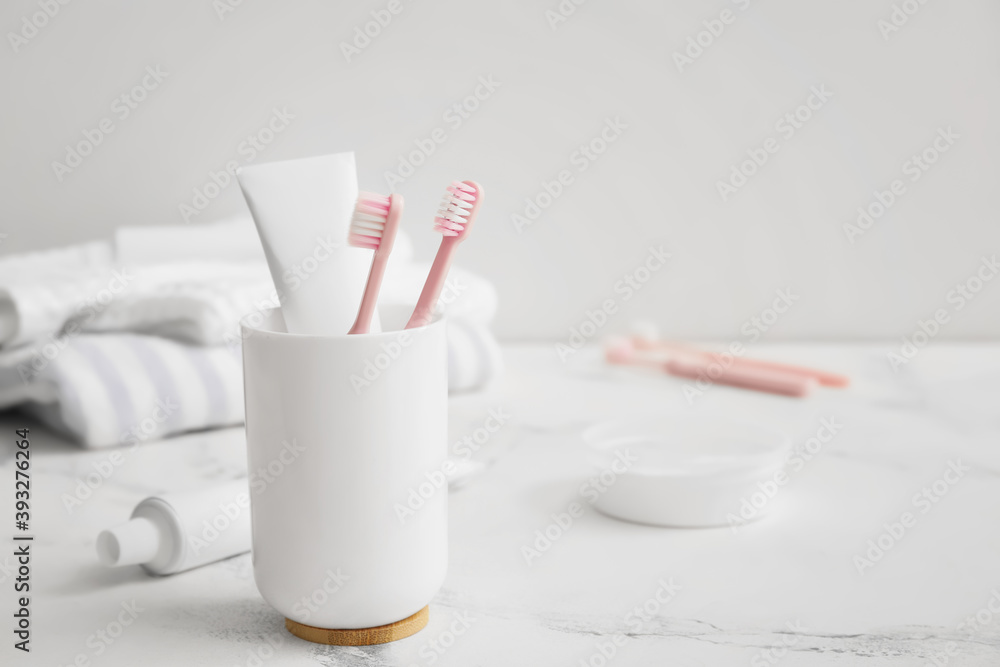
[433,181,477,237]
[349,192,391,250]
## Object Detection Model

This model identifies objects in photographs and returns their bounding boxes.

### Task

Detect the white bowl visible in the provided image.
[582,415,791,527]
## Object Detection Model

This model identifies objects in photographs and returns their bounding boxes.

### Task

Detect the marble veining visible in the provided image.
[2,343,999,665]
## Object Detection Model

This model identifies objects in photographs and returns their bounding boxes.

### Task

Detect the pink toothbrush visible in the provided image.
[631,337,849,388]
[347,191,403,334]
[405,180,483,329]
[605,337,815,398]
[628,323,849,388]
[663,356,816,397]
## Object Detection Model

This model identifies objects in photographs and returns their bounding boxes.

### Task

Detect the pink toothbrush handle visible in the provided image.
[638,338,848,388]
[665,357,815,397]
[348,250,391,335]
[405,237,457,329]
[724,356,849,388]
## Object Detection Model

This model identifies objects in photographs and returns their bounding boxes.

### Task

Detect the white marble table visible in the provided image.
[3,343,999,666]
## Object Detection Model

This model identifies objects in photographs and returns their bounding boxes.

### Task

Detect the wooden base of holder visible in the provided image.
[284,606,429,646]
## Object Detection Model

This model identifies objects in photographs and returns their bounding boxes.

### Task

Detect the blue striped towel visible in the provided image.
[0,319,502,448]
[0,333,243,448]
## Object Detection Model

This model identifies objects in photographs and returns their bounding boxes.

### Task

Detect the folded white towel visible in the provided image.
[0,218,267,348]
[0,241,115,347]
[0,261,274,348]
[86,262,277,345]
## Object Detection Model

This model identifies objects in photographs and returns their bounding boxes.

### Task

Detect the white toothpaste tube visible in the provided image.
[95,461,479,576]
[237,152,377,335]
[96,479,251,575]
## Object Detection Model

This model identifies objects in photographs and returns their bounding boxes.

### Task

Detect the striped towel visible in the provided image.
[0,334,243,448]
[0,320,501,448]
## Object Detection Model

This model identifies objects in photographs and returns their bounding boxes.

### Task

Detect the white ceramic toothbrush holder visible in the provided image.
[240,307,448,645]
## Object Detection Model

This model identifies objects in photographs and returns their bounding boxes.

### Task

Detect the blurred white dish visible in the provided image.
[582,415,791,527]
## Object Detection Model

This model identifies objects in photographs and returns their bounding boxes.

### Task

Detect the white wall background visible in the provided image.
[1,0,998,341]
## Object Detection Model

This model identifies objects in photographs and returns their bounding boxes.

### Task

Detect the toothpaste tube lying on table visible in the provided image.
[95,459,485,576]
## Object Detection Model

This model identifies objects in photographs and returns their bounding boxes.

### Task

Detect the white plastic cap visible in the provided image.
[96,517,161,567]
